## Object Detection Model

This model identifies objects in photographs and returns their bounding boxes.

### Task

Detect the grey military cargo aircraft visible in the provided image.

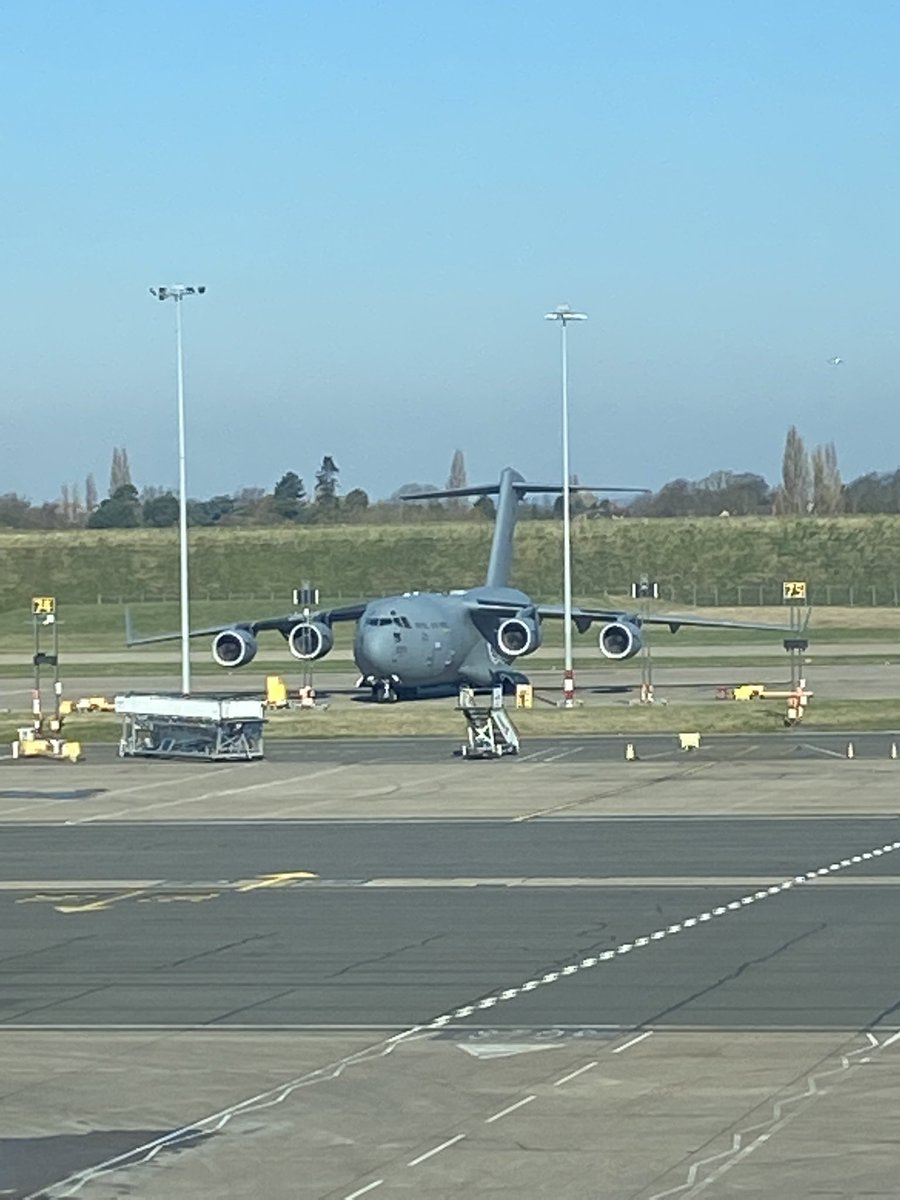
[128,467,790,702]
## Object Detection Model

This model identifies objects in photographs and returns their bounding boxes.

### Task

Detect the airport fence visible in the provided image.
[82,583,900,607]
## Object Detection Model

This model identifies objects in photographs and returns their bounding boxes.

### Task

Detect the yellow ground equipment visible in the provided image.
[12,726,81,763]
[265,676,289,709]
[12,597,82,763]
[59,696,115,716]
[515,683,534,708]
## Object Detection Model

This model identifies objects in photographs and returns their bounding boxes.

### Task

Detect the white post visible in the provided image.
[545,305,587,708]
[174,295,190,695]
[560,317,574,707]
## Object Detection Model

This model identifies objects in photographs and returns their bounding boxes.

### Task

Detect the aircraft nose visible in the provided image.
[357,627,396,676]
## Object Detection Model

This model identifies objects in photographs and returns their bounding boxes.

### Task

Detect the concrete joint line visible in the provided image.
[645,1031,887,1199]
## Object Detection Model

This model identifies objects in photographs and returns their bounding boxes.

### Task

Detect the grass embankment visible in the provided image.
[3,515,900,613]
[7,699,900,747]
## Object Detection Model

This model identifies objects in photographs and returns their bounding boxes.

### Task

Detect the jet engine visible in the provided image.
[598,620,643,660]
[496,614,542,658]
[212,627,258,667]
[288,620,334,661]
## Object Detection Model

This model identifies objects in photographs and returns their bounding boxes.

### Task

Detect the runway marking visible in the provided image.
[553,1061,598,1086]
[407,1132,465,1165]
[612,1030,653,1054]
[425,834,900,1028]
[646,1029,895,1199]
[236,871,318,892]
[343,1181,383,1199]
[484,1094,536,1123]
[39,831,900,1198]
[54,889,147,914]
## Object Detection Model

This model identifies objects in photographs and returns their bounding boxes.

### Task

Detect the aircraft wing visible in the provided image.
[125,603,368,647]
[465,598,796,636]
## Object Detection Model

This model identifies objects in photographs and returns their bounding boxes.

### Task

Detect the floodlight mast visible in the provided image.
[544,304,588,708]
[149,285,206,694]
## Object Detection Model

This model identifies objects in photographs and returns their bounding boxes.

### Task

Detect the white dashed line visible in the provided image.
[425,836,900,1030]
[553,1061,598,1087]
[340,1180,381,1200]
[43,831,900,1198]
[612,1030,653,1055]
[343,1181,383,1200]
[407,1132,466,1165]
[484,1094,536,1123]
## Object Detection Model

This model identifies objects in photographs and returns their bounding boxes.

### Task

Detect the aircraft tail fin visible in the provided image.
[402,470,646,590]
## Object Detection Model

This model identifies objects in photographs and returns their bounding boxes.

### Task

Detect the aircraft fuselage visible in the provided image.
[353,585,531,697]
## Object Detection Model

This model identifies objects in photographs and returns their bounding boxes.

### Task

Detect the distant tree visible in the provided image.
[143,493,179,527]
[70,483,84,525]
[775,426,811,515]
[23,501,65,529]
[272,471,308,521]
[85,473,98,513]
[314,456,340,506]
[88,483,141,528]
[0,493,31,527]
[202,494,237,525]
[343,487,369,515]
[109,447,133,496]
[445,449,467,509]
[811,442,844,514]
[390,482,439,502]
[844,470,900,514]
[473,494,496,519]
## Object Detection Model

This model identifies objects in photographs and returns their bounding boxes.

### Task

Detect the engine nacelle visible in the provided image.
[599,620,643,660]
[212,627,258,668]
[288,620,334,661]
[496,614,542,658]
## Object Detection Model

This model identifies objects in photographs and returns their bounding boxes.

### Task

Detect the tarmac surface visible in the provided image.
[1,647,899,706]
[3,739,900,1198]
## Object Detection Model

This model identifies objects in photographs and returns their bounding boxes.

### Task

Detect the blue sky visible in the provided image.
[1,1,898,503]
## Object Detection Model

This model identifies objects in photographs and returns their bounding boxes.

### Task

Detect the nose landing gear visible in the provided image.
[369,676,400,703]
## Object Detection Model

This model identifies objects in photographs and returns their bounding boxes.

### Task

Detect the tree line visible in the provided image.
[0,435,898,529]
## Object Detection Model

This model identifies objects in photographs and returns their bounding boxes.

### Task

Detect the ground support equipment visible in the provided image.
[116,694,265,761]
[458,686,520,758]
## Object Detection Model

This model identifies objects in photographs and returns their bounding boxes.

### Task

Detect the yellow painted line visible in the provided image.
[236,871,319,892]
[54,889,148,914]
[138,893,219,904]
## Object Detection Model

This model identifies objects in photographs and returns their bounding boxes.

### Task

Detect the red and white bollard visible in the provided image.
[563,669,576,708]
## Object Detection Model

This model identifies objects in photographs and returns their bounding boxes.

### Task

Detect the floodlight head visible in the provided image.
[544,305,588,322]
[197,285,206,294]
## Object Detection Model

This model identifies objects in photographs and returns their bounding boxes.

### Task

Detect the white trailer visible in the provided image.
[115,693,265,761]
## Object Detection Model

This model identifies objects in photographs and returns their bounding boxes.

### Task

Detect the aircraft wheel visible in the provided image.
[372,681,399,704]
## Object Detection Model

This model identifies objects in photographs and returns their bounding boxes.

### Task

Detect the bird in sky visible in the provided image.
[827,356,844,366]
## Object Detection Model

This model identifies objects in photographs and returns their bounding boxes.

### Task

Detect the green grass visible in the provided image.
[0,652,893,681]
[4,515,900,614]
[0,595,894,659]
[6,697,900,746]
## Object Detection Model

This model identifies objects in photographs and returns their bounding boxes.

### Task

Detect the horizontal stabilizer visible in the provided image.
[402,482,648,501]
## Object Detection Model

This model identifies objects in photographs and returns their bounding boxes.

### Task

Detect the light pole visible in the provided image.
[545,304,587,707]
[149,284,206,695]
